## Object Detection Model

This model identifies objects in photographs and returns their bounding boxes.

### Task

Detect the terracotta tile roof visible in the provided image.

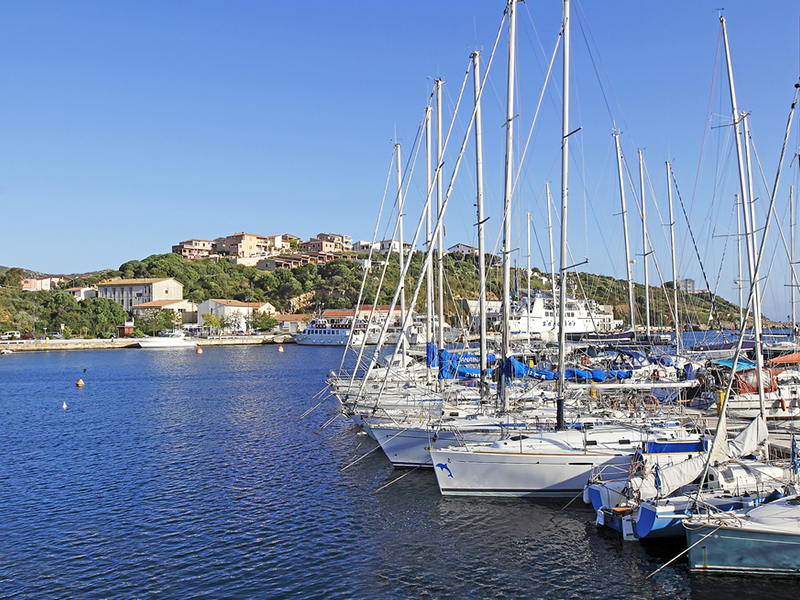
[131,299,191,308]
[97,278,178,286]
[208,299,253,307]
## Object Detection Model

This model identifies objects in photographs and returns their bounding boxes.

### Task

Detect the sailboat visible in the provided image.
[429,0,703,498]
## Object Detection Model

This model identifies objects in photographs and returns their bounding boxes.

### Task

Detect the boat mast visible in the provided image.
[638,149,651,338]
[425,105,434,384]
[472,49,489,399]
[527,212,532,345]
[721,15,766,418]
[395,142,408,367]
[736,194,744,328]
[793,186,797,341]
[500,0,517,413]
[556,0,569,430]
[614,133,636,335]
[547,182,557,307]
[435,78,446,350]
[666,161,680,353]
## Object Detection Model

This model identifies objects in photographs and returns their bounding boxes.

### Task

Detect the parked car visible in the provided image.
[1,330,21,340]
[21,333,35,340]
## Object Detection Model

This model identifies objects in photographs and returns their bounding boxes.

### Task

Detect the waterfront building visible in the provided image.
[197,299,253,332]
[130,299,198,323]
[97,278,184,312]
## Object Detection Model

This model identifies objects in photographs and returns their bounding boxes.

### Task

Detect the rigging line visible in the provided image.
[689,23,724,226]
[750,130,800,299]
[344,146,403,378]
[670,164,728,337]
[373,465,425,493]
[510,27,562,201]
[366,13,507,403]
[572,0,616,127]
[709,205,734,318]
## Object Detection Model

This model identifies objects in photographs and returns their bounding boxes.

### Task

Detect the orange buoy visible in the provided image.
[196,347,203,354]
[76,378,85,387]
[278,346,284,353]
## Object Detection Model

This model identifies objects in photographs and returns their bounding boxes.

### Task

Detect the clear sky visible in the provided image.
[1,1,799,319]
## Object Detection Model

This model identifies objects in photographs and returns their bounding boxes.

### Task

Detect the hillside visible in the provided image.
[0,251,773,336]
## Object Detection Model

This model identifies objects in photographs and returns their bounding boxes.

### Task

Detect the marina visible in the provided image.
[3,1,800,596]
[4,343,799,600]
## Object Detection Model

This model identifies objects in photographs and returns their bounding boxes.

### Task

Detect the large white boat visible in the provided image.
[489,290,605,339]
[137,332,197,348]
[293,317,366,346]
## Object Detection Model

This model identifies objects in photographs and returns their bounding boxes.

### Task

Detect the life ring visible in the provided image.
[581,356,590,366]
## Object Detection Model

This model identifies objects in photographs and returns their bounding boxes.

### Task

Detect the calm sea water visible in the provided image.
[1,344,798,599]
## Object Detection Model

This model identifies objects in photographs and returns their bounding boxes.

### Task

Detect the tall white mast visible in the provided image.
[721,15,766,418]
[556,0,569,430]
[500,0,517,412]
[638,149,651,337]
[527,212,532,344]
[792,186,797,341]
[395,142,408,367]
[435,78,446,350]
[472,50,488,398]
[736,194,744,328]
[666,162,681,353]
[547,182,557,305]
[614,133,636,334]
[425,106,434,384]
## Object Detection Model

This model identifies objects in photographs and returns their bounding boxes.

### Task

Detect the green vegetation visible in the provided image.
[0,251,757,337]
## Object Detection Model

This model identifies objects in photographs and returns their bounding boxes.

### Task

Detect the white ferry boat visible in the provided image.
[490,290,604,339]
[293,317,366,346]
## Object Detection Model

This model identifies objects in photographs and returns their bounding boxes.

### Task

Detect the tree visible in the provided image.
[1,268,24,288]
[248,311,279,332]
[200,312,221,338]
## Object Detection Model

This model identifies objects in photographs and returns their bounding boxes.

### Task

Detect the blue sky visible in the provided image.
[1,1,799,318]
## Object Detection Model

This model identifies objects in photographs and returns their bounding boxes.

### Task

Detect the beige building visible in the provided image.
[97,278,184,312]
[172,239,215,259]
[21,276,72,291]
[213,232,268,257]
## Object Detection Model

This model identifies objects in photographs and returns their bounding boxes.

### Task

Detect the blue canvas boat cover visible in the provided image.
[505,356,555,380]
[713,359,758,372]
[438,349,496,379]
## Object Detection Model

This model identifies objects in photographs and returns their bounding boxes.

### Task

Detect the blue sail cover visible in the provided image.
[427,342,439,368]
[438,349,496,379]
[505,356,555,380]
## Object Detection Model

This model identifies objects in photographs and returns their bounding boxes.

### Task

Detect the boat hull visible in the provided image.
[430,447,630,498]
[686,522,800,575]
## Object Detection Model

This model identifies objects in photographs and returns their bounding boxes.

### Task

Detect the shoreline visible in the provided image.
[0,334,294,352]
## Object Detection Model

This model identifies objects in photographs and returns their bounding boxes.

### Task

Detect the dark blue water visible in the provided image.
[1,345,798,599]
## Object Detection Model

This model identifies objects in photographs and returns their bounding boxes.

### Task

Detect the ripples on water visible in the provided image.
[1,345,799,599]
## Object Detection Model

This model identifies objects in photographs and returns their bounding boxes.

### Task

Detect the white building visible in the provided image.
[197,299,254,332]
[64,287,98,301]
[445,243,478,255]
[97,278,184,312]
[378,239,413,254]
